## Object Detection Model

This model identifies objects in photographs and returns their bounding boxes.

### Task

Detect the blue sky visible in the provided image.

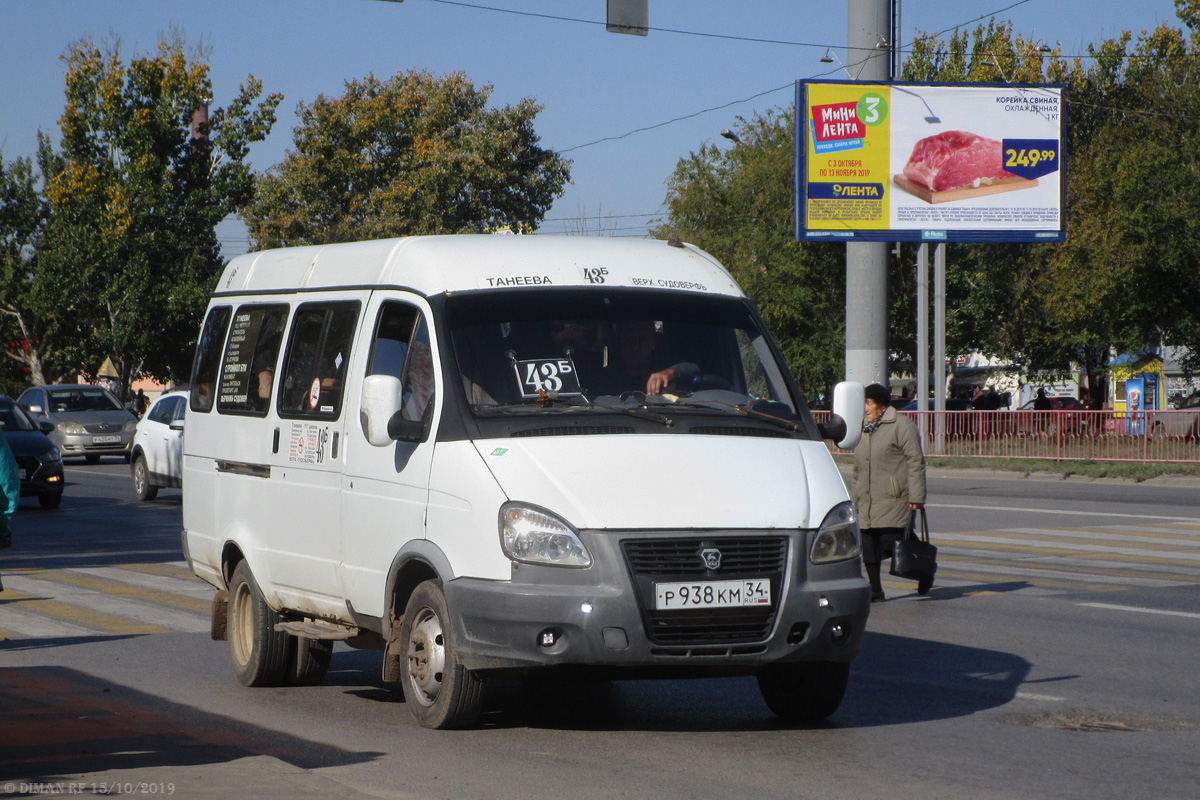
[0,0,1182,255]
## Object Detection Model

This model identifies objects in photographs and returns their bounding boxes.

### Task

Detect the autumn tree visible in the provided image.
[32,35,281,395]
[242,70,570,247]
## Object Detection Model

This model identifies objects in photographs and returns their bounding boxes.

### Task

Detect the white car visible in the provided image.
[130,389,188,501]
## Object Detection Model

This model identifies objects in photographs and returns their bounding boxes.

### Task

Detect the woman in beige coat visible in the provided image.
[852,383,926,602]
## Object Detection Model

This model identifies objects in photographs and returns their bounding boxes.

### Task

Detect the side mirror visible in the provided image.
[361,375,405,447]
[39,421,55,435]
[169,418,185,432]
[819,381,864,450]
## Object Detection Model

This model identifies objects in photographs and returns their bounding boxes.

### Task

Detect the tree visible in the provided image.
[33,34,281,396]
[0,153,52,393]
[242,70,570,247]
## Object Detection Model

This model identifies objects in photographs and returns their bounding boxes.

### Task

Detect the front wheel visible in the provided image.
[757,661,850,722]
[38,492,63,510]
[132,456,158,501]
[227,561,290,687]
[398,580,484,729]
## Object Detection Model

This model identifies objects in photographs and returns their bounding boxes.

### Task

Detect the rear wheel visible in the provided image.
[227,561,290,687]
[132,456,158,501]
[757,661,850,722]
[285,637,334,686]
[399,580,484,729]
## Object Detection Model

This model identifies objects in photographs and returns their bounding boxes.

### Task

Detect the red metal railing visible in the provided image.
[812,408,1200,463]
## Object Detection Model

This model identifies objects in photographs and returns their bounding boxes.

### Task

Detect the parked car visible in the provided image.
[130,389,188,501]
[1150,391,1200,440]
[1,395,64,509]
[1015,395,1090,437]
[18,384,137,463]
[898,398,977,438]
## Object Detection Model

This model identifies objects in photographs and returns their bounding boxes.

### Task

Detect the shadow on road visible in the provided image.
[0,665,382,783]
[316,632,1032,732]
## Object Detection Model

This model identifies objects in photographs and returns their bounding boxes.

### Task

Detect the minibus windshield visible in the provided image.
[447,288,799,417]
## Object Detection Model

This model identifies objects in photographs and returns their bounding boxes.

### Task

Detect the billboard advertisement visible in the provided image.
[794,80,1064,243]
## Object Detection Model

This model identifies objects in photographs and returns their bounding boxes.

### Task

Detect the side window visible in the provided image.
[367,302,420,381]
[278,301,361,419]
[366,302,437,421]
[217,304,289,416]
[402,317,436,422]
[189,306,232,413]
[148,397,174,425]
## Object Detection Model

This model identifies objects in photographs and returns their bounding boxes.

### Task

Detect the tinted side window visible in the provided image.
[148,397,175,425]
[367,302,420,381]
[190,306,232,413]
[217,304,289,416]
[278,301,360,419]
[401,317,435,422]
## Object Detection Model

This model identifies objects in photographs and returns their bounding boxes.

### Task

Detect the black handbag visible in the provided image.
[890,508,937,594]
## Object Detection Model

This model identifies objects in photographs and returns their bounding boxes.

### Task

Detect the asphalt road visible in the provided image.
[1,459,1198,799]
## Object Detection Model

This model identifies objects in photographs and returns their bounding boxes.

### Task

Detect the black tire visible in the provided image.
[757,661,850,722]
[227,561,290,687]
[85,454,101,465]
[132,456,158,501]
[285,637,334,686]
[38,492,63,510]
[398,579,484,729]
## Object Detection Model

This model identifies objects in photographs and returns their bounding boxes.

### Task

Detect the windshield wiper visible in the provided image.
[659,398,804,433]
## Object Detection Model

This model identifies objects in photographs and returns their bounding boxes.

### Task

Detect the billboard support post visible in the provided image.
[844,0,891,388]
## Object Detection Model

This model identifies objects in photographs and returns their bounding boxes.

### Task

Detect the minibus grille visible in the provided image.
[622,535,789,646]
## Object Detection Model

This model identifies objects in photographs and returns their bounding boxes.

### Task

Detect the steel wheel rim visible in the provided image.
[230,580,253,667]
[405,606,446,707]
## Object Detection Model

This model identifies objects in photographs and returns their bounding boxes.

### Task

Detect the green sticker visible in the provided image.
[490,447,509,456]
[856,92,888,126]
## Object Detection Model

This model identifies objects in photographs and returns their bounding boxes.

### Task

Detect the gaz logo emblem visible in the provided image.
[699,548,722,570]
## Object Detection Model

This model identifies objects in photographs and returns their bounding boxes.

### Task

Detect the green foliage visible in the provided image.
[242,70,570,247]
[31,35,280,395]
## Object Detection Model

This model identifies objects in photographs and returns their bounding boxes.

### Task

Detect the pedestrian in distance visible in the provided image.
[852,383,927,603]
[0,428,20,591]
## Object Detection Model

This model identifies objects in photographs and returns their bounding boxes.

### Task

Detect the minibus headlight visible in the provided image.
[810,502,862,564]
[500,504,592,568]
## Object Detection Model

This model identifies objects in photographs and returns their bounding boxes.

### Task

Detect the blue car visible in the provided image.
[1,395,65,509]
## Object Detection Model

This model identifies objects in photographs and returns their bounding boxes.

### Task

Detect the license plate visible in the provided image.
[655,579,771,610]
[92,435,121,444]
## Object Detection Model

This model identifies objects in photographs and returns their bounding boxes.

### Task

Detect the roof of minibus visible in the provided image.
[213,235,745,299]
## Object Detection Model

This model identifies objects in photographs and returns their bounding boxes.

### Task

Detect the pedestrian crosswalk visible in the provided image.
[0,561,211,640]
[3,522,1200,637]
[887,519,1200,596]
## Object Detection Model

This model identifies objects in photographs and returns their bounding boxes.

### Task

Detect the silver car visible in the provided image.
[18,384,138,463]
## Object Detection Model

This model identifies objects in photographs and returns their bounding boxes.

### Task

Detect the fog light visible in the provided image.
[539,629,558,647]
[580,602,593,614]
[818,595,830,609]
[830,623,850,644]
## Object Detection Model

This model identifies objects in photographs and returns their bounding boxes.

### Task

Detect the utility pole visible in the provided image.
[844,0,891,387]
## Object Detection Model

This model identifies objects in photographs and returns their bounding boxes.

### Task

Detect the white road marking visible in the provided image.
[1078,602,1200,620]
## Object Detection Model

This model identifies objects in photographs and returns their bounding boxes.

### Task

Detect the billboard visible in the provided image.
[794,80,1064,243]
